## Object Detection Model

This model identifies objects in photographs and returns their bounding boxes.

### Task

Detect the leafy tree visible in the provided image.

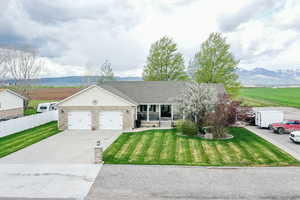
[193,32,240,97]
[98,60,115,84]
[143,36,188,81]
[187,58,197,78]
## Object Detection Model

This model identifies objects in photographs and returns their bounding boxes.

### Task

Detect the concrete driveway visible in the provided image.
[246,126,300,160]
[87,165,300,200]
[249,106,300,160]
[0,130,122,199]
[0,130,121,164]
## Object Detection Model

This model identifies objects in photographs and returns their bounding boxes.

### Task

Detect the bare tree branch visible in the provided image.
[0,48,9,84]
[97,60,115,84]
[5,48,43,101]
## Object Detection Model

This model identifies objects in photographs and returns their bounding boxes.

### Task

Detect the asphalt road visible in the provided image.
[87,165,300,200]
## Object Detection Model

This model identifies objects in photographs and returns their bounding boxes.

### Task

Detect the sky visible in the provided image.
[0,0,299,77]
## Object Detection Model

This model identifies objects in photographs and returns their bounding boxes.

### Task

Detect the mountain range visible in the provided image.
[5,68,300,87]
[237,68,300,86]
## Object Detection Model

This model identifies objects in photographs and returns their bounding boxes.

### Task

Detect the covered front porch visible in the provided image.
[136,104,181,127]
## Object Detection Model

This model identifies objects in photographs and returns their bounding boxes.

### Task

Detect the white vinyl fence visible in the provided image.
[0,110,58,138]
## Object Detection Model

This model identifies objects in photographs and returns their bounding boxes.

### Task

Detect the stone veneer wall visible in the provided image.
[0,107,24,119]
[58,106,135,131]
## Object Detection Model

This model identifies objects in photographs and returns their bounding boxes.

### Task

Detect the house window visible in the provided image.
[150,105,156,112]
[140,105,157,112]
[140,105,147,112]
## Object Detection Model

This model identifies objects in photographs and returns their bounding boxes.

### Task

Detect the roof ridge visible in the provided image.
[99,84,138,105]
[0,89,28,99]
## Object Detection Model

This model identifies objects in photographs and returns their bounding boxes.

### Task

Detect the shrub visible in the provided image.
[206,96,236,138]
[176,120,198,136]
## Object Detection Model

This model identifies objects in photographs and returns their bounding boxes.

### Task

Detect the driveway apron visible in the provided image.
[0,130,122,199]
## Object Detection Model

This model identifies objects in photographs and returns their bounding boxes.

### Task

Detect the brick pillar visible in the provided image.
[94,140,103,164]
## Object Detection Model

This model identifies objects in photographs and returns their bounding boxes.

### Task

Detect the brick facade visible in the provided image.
[58,106,135,131]
[0,107,24,119]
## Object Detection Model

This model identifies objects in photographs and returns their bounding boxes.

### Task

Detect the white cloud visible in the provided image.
[0,0,300,77]
[223,0,300,70]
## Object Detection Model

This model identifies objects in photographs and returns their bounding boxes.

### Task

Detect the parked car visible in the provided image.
[289,131,300,143]
[270,120,300,134]
[237,107,255,125]
[37,102,58,113]
[255,110,284,128]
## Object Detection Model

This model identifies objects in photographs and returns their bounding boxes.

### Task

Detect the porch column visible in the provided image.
[158,104,161,120]
[135,106,138,120]
[147,104,150,122]
[171,104,174,121]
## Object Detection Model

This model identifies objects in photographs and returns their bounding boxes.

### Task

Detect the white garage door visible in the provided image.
[68,111,92,130]
[99,111,123,130]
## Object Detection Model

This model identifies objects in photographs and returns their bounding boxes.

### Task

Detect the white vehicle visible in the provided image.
[37,102,58,113]
[290,131,300,143]
[255,110,284,128]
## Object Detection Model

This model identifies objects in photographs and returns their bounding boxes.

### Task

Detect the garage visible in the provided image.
[57,85,136,131]
[99,111,123,130]
[68,111,91,130]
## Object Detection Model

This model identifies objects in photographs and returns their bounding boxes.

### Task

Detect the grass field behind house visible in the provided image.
[237,87,300,108]
[0,121,60,158]
[104,128,299,167]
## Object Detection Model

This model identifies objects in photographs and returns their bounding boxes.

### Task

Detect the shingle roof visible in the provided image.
[100,81,226,104]
[0,88,28,100]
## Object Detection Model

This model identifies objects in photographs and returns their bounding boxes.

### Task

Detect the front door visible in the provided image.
[160,105,171,118]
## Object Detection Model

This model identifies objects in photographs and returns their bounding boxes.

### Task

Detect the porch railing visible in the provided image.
[138,112,159,121]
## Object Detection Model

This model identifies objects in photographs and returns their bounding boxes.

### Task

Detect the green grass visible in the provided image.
[24,108,37,116]
[103,128,300,166]
[28,100,54,108]
[24,100,55,116]
[0,121,60,158]
[237,87,300,108]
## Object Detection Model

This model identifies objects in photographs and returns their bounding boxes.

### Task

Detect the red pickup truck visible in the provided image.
[270,120,300,134]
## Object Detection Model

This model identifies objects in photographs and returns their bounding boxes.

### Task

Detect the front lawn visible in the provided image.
[0,121,60,158]
[103,128,300,166]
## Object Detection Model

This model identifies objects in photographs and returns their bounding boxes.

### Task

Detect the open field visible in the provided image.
[28,87,81,100]
[24,88,80,115]
[237,87,300,108]
[0,122,59,158]
[103,128,299,167]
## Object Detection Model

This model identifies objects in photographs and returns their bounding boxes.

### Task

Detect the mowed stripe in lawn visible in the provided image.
[0,128,58,158]
[103,128,300,166]
[0,122,59,158]
[144,131,165,162]
[0,127,57,151]
[0,123,55,145]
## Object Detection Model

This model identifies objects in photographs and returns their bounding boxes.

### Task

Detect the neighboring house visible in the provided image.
[0,89,27,120]
[56,81,226,131]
